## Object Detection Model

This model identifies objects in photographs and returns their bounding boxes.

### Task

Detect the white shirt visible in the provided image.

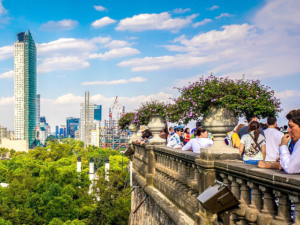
[182,138,213,153]
[264,128,284,161]
[279,140,300,174]
[167,133,182,149]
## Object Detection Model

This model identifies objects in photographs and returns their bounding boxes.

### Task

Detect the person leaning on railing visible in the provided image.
[279,109,300,174]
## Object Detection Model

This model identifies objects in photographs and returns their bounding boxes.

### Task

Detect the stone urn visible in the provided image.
[128,124,139,143]
[147,114,166,145]
[202,107,239,152]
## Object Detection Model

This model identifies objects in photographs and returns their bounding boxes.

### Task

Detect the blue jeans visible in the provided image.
[244,160,260,165]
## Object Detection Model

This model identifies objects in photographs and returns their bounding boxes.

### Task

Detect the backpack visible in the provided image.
[225,131,234,147]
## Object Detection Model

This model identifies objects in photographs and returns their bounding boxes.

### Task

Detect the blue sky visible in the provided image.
[0,0,300,130]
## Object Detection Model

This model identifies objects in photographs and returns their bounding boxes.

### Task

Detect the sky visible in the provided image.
[0,0,300,131]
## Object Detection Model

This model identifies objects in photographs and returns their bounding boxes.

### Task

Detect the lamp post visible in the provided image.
[120,151,125,172]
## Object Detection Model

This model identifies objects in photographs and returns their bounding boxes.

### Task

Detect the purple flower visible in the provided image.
[250,97,252,99]
[240,88,243,90]
[202,87,205,90]
[201,93,203,95]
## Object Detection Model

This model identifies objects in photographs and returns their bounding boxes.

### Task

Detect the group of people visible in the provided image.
[134,109,300,174]
[166,126,214,153]
[225,110,300,174]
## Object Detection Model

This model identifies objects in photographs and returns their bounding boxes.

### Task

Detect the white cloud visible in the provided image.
[209,5,219,10]
[38,57,90,73]
[118,54,217,72]
[40,19,78,31]
[0,70,13,79]
[81,77,147,86]
[0,0,7,15]
[116,12,198,32]
[275,90,300,99]
[104,40,132,49]
[0,45,13,60]
[91,17,117,28]
[215,13,232,19]
[89,47,140,60]
[91,36,111,44]
[94,5,107,12]
[0,96,13,105]
[193,18,212,27]
[173,8,191,14]
[37,38,96,57]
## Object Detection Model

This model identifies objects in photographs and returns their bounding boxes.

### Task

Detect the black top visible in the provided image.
[90,157,94,163]
[105,156,109,163]
[77,156,81,162]
[238,126,265,139]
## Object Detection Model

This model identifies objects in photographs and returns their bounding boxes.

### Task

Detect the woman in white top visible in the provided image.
[239,121,266,165]
[182,127,213,153]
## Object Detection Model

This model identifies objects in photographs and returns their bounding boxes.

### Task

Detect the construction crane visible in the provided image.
[108,96,125,128]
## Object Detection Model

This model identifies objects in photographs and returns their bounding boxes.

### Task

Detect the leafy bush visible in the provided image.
[168,74,282,124]
[118,112,134,130]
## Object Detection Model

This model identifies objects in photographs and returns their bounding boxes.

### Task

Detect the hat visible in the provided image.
[139,125,149,132]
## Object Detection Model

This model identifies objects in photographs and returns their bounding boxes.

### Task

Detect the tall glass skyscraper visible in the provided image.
[14,31,37,148]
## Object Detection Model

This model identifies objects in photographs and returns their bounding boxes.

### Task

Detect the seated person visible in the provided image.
[167,126,184,149]
[182,127,213,153]
[239,121,266,165]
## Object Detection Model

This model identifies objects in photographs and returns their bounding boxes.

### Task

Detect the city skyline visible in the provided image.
[0,0,300,130]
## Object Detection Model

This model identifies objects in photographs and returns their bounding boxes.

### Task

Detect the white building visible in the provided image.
[14,31,37,148]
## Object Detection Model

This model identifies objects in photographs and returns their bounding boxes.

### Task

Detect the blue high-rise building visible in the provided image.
[59,128,64,136]
[94,105,102,121]
[66,117,80,138]
[55,126,59,136]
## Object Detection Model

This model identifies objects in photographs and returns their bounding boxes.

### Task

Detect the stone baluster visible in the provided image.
[236,178,250,225]
[228,176,241,224]
[245,182,262,223]
[220,173,231,190]
[289,195,300,225]
[129,124,138,143]
[257,186,276,225]
[271,191,293,225]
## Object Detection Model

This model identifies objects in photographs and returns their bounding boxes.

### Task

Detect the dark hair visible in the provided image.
[248,121,260,142]
[286,110,300,127]
[184,128,190,134]
[144,129,153,137]
[175,127,184,132]
[246,116,257,123]
[196,127,206,136]
[267,117,277,126]
[163,125,169,136]
[169,126,174,131]
[142,132,150,139]
[196,121,201,128]
[284,125,288,130]
[259,123,268,130]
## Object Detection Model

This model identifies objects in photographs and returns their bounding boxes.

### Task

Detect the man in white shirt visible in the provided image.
[264,117,284,162]
[167,126,183,149]
[279,109,300,174]
[182,127,213,153]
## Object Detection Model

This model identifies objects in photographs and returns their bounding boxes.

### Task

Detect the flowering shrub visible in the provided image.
[118,112,135,130]
[131,100,168,127]
[169,75,283,124]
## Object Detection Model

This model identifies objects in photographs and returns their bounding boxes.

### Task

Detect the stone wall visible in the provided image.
[130,180,175,225]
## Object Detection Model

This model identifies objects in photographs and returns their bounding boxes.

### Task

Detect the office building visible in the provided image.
[14,31,37,148]
[79,103,102,142]
[55,126,59,136]
[66,117,80,138]
[36,94,40,128]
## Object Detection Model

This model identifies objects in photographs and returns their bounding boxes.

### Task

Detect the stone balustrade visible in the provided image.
[130,142,300,225]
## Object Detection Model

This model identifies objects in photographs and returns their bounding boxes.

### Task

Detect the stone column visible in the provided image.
[245,182,262,223]
[271,191,293,225]
[146,146,155,186]
[289,195,300,225]
[236,178,251,225]
[257,186,276,225]
[129,124,139,143]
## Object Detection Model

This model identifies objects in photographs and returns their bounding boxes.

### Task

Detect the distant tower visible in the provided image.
[105,156,110,181]
[14,31,37,148]
[36,94,40,128]
[77,156,81,173]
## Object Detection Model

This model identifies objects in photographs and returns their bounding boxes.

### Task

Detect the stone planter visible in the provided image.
[147,114,166,145]
[201,107,239,155]
[128,124,139,143]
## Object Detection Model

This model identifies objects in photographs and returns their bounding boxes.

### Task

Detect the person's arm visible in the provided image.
[182,140,192,151]
[261,144,266,160]
[239,144,245,156]
[280,135,300,174]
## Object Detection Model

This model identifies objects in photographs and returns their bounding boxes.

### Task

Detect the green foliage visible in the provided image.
[167,75,283,124]
[118,112,135,130]
[0,140,130,224]
[132,100,168,127]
